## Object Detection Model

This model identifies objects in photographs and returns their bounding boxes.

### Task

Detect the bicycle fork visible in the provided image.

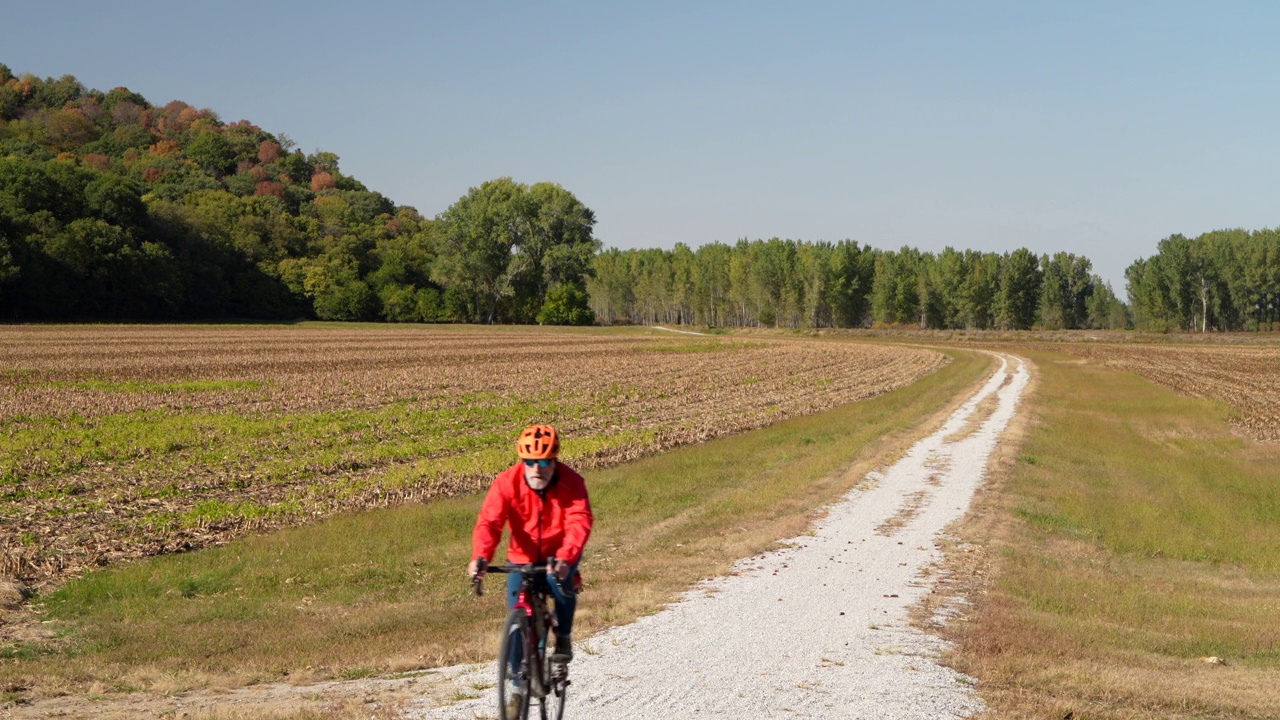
[515,589,566,698]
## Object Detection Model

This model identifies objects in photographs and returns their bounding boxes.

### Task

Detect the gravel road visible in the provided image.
[413,353,1029,720]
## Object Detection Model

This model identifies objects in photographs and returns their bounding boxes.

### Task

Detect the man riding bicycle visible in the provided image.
[468,424,593,669]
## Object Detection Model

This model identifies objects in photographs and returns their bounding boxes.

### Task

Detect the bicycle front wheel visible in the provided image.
[497,609,532,720]
[544,679,567,720]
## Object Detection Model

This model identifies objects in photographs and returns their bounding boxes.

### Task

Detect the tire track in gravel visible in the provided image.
[412,353,1029,720]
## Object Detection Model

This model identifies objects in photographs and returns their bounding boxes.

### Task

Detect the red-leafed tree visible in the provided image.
[258,140,282,164]
[83,153,111,170]
[255,180,286,199]
[111,101,143,126]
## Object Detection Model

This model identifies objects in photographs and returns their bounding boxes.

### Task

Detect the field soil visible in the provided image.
[0,325,944,589]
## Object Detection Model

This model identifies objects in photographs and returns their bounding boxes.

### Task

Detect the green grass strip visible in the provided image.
[951,348,1280,719]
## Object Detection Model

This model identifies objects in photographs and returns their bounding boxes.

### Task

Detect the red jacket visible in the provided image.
[472,462,593,566]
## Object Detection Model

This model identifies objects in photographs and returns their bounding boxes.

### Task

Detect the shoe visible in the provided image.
[551,634,573,664]
[504,689,525,720]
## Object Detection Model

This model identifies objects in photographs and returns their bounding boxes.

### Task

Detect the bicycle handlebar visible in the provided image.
[471,559,556,596]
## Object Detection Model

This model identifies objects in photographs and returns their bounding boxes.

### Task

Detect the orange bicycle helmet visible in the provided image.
[516,424,560,460]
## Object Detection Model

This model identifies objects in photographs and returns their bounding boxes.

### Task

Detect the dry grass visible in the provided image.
[942,392,1001,443]
[875,490,929,536]
[0,324,945,589]
[4,670,431,719]
[929,349,1280,719]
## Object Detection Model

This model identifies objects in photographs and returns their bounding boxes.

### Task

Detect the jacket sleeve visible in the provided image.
[556,478,594,565]
[472,475,508,562]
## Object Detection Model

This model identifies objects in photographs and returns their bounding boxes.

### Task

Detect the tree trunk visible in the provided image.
[1200,275,1208,332]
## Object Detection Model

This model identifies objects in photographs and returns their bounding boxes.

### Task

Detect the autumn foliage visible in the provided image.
[258,139,281,164]
[309,170,335,191]
[254,180,286,199]
[149,139,179,157]
[0,62,438,322]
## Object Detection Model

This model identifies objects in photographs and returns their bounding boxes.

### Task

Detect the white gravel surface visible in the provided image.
[412,353,1028,720]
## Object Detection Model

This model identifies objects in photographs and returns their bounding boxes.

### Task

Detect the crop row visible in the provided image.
[0,325,945,587]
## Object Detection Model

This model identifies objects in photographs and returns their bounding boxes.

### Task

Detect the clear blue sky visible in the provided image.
[5,1,1279,290]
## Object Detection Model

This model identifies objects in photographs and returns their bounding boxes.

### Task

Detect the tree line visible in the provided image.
[3,64,1277,332]
[588,240,1129,330]
[1126,229,1280,332]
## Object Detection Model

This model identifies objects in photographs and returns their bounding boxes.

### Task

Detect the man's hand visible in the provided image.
[469,558,487,580]
[549,558,570,580]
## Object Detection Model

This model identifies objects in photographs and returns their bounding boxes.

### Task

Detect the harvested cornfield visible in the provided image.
[1047,342,1280,441]
[1,324,945,587]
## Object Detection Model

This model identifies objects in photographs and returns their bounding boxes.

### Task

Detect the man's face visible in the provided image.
[523,458,556,490]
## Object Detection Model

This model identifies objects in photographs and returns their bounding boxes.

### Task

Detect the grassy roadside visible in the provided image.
[2,346,993,699]
[941,349,1280,719]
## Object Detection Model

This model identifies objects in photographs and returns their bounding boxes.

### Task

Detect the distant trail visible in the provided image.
[413,353,1030,720]
[650,325,709,336]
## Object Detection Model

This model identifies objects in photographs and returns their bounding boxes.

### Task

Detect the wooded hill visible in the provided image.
[0,65,598,324]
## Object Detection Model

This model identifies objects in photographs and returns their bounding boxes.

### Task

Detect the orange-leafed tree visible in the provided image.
[310,171,336,192]
[149,140,179,157]
[177,106,202,127]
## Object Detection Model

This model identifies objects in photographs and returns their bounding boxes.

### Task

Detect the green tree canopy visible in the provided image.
[429,177,597,323]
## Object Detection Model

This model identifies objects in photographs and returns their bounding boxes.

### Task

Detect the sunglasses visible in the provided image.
[523,459,554,468]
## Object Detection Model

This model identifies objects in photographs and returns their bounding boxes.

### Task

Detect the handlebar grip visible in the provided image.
[471,558,488,596]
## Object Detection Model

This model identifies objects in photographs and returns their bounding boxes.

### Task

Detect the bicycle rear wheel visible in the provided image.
[497,609,532,720]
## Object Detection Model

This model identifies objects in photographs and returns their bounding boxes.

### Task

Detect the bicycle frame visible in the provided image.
[513,572,562,697]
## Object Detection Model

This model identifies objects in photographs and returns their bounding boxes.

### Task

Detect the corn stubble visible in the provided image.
[0,325,943,589]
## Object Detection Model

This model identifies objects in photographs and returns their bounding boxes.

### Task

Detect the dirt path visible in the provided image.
[13,353,1028,720]
[650,325,710,336]
[411,353,1029,719]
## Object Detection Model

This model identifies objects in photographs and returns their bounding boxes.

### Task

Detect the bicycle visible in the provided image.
[473,559,569,720]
